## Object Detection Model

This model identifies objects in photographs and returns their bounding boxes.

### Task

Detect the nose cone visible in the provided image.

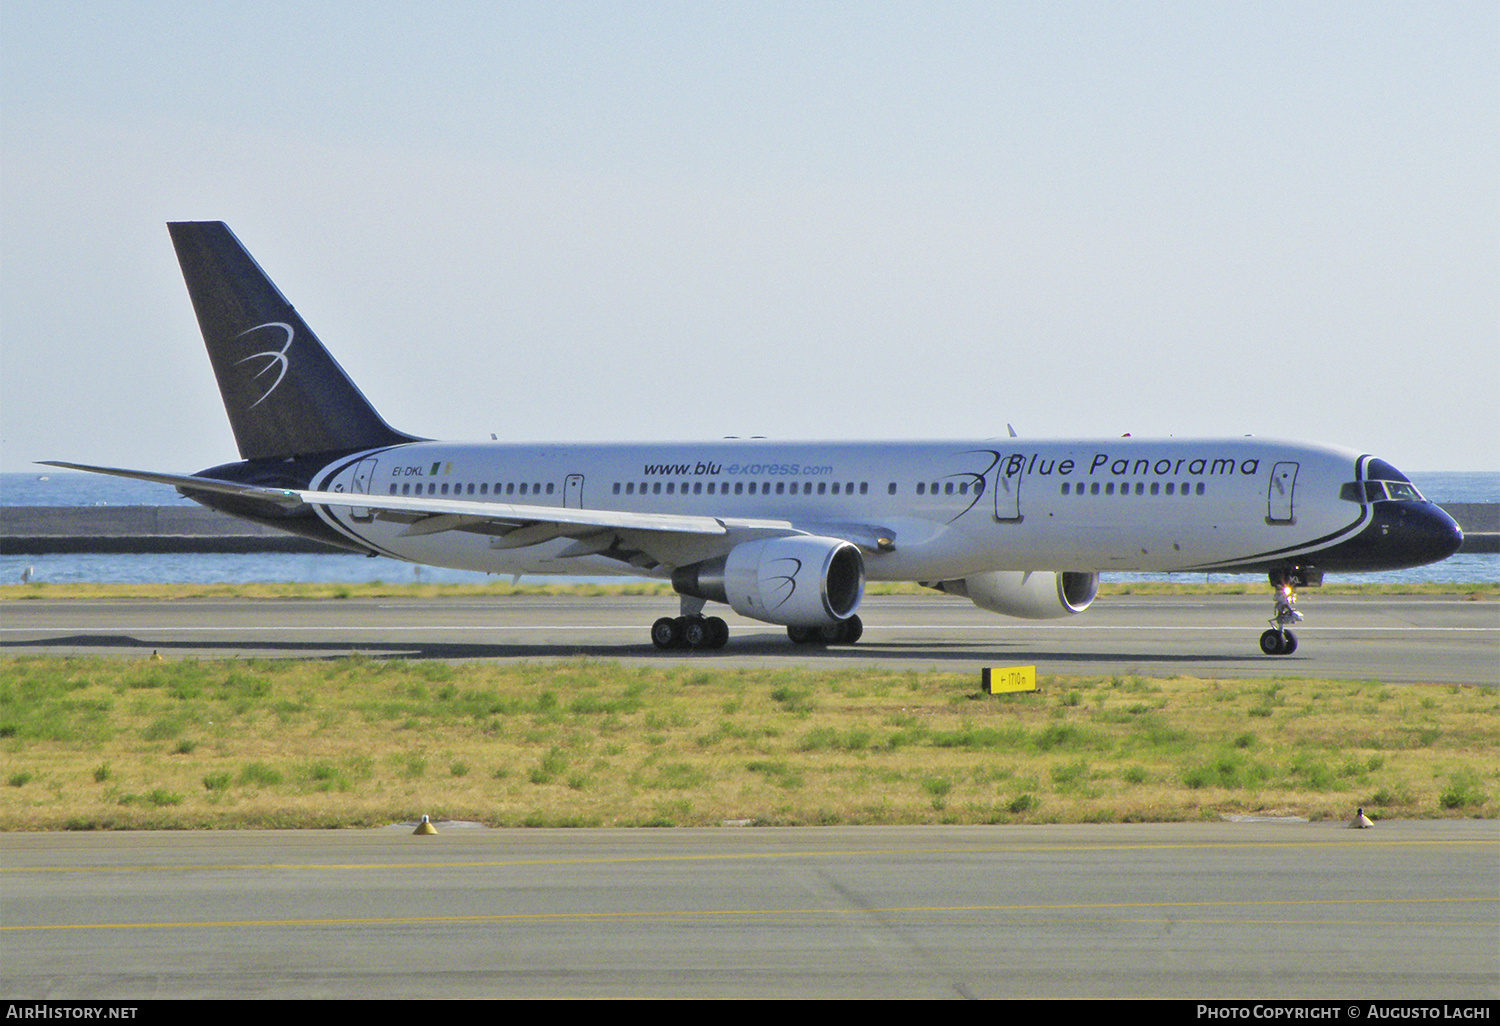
[1372,502,1465,569]
[1316,500,1464,572]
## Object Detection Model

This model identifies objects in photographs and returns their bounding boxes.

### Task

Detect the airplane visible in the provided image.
[45,222,1464,656]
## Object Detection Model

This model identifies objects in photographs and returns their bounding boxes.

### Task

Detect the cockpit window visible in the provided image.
[1341,480,1426,503]
[1345,456,1425,502]
[1383,481,1424,501]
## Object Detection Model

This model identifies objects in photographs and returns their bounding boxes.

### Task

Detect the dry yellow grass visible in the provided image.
[2,656,1493,830]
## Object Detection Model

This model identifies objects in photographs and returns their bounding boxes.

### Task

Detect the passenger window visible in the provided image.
[1150,482,1159,495]
[917,483,925,495]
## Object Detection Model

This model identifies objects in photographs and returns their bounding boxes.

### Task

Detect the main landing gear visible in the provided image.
[651,614,729,650]
[648,598,865,651]
[1259,571,1304,656]
[787,614,863,646]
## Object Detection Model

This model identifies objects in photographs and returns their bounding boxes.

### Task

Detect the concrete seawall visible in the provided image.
[0,506,345,555]
[2,503,1495,555]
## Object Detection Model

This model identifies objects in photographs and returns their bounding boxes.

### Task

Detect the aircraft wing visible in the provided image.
[42,460,744,538]
[39,462,890,568]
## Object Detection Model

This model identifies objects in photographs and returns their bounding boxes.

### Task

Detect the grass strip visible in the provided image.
[1,656,1493,830]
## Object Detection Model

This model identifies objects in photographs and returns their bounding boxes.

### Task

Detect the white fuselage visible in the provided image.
[309,436,1366,580]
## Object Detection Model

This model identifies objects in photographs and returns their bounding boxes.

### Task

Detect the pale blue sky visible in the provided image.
[3,2,1495,475]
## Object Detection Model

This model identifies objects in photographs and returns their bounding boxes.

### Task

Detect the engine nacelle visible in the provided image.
[935,570,1098,619]
[673,536,865,628]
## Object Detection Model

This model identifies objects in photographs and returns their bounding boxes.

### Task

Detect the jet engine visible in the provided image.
[933,570,1097,619]
[673,536,865,628]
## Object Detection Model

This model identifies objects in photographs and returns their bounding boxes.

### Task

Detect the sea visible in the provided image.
[2,470,1495,587]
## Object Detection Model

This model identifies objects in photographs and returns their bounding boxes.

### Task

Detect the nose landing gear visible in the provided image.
[1259,570,1305,656]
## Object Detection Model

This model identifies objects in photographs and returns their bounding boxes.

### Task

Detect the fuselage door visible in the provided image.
[993,456,1023,522]
[564,474,584,509]
[344,458,379,522]
[1268,462,1298,523]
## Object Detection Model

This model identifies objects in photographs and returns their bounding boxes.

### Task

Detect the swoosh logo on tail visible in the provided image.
[234,321,294,407]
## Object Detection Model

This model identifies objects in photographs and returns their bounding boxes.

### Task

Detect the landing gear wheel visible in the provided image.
[1260,629,1284,656]
[787,625,818,645]
[1281,630,1297,655]
[817,614,864,645]
[682,618,710,648]
[651,616,681,650]
[840,614,863,644]
[706,616,729,649]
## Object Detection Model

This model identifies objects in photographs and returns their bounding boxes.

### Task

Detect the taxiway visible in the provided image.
[1,593,1495,684]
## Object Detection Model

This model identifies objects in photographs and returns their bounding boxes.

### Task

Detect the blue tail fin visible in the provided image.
[168,222,417,461]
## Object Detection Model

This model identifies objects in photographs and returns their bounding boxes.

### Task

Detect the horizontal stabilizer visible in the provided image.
[38,461,304,507]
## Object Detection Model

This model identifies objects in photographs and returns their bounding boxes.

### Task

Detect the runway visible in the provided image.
[2,821,1494,999]
[2,593,1496,684]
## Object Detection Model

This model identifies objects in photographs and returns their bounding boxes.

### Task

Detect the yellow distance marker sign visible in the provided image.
[981,666,1037,694]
